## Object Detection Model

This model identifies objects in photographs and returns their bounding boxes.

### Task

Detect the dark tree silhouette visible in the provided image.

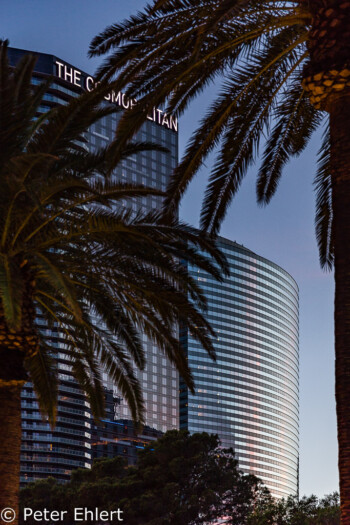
[20,431,268,525]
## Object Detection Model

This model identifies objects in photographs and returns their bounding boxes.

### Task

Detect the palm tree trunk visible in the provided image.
[0,289,39,524]
[0,336,28,525]
[330,93,350,525]
[0,384,23,525]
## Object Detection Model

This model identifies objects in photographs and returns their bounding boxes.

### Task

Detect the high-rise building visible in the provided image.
[180,237,299,499]
[8,47,179,485]
[91,390,163,464]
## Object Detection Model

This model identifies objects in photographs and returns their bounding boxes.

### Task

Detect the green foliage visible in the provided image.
[20,430,268,525]
[20,430,340,524]
[89,0,333,267]
[248,492,340,525]
[0,40,228,423]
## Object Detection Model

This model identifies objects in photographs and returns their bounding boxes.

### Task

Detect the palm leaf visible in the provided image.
[88,0,332,269]
[25,342,58,426]
[314,125,333,270]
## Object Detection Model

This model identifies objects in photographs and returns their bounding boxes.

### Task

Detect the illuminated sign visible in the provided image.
[55,61,178,132]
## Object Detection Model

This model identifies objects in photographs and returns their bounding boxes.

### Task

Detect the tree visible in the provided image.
[0,40,227,521]
[90,1,350,521]
[20,430,266,525]
[248,492,340,525]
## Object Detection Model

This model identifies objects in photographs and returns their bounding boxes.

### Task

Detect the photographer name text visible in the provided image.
[23,508,123,522]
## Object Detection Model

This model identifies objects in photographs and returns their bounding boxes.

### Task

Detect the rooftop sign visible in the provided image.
[55,60,178,133]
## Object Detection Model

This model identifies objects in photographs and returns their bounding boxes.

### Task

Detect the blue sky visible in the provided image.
[0,0,337,497]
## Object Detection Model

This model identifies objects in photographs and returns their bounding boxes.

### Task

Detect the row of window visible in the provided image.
[189,379,299,420]
[190,266,298,320]
[221,256,298,301]
[189,325,298,369]
[188,423,298,457]
[183,391,298,428]
[187,414,298,447]
[236,449,297,470]
[187,400,298,434]
[217,244,298,294]
[201,302,298,350]
[192,366,299,404]
[233,436,298,462]
[188,331,298,372]
[189,351,299,389]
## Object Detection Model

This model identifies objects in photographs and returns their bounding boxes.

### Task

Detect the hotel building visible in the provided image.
[8,47,178,484]
[180,237,299,498]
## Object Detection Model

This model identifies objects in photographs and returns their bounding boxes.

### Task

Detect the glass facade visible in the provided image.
[8,47,179,484]
[21,340,93,484]
[91,390,163,464]
[180,237,299,499]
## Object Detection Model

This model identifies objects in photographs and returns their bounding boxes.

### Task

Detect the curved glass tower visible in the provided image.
[180,238,299,499]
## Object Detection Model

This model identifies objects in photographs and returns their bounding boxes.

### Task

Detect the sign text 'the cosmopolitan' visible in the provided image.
[55,61,178,132]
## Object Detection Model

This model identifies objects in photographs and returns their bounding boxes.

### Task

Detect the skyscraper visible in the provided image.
[180,237,299,499]
[8,47,179,484]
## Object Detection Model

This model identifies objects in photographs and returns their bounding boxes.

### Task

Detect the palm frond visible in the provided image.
[25,342,58,426]
[257,69,323,204]
[88,0,331,269]
[314,125,333,270]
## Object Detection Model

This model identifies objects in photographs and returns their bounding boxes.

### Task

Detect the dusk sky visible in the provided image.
[0,0,337,498]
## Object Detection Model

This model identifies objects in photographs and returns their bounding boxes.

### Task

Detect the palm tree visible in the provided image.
[89,0,350,520]
[0,40,227,520]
